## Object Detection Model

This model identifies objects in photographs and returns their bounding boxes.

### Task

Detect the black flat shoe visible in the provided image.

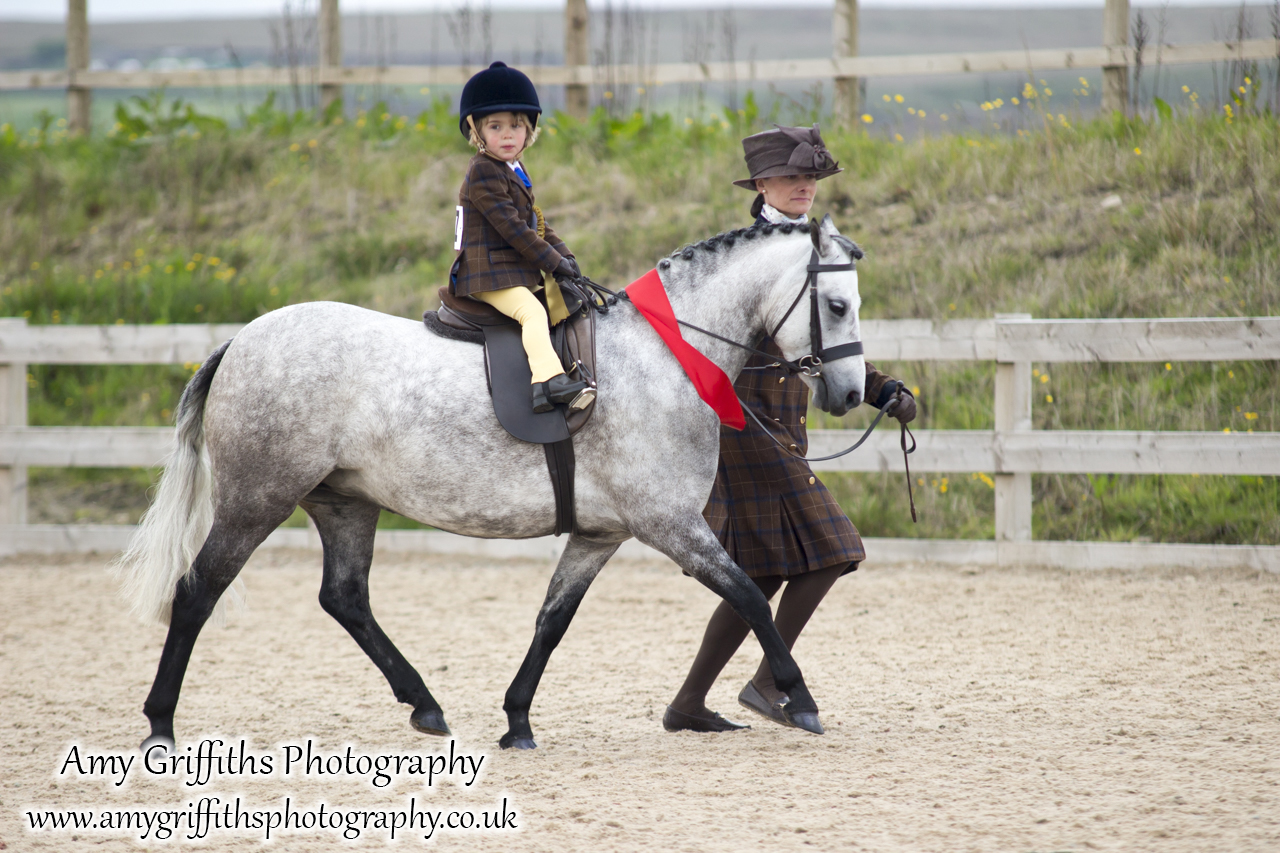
[662,705,750,733]
[737,681,793,728]
[532,373,593,414]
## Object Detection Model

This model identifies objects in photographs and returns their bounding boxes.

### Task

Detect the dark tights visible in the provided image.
[669,562,847,717]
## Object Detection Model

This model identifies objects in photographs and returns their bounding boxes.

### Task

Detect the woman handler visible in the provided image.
[663,125,918,733]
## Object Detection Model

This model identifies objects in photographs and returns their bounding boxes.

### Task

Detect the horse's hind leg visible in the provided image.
[304,492,449,737]
[501,535,621,750]
[143,516,286,750]
[641,516,824,733]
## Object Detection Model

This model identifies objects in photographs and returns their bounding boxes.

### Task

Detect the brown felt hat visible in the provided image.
[733,124,842,189]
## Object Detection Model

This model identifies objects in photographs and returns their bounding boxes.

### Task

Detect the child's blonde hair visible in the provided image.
[467,112,541,152]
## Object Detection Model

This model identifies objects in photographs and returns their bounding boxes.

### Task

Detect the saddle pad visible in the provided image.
[423,310,483,345]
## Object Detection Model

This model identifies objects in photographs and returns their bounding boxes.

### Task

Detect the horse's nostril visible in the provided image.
[846,390,862,409]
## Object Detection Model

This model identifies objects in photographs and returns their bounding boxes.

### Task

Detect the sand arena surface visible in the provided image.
[1,550,1278,852]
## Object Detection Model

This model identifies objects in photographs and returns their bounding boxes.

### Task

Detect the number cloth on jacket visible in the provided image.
[453,152,572,298]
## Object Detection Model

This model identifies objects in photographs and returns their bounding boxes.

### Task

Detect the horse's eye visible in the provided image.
[827,299,848,318]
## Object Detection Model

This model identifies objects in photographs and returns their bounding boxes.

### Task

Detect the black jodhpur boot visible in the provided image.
[532,373,594,413]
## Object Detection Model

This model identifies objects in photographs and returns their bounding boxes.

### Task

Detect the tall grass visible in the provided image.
[1,93,1276,541]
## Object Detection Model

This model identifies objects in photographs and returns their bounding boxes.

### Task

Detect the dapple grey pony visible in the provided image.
[115,216,867,751]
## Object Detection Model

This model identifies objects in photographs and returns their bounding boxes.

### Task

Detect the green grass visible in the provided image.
[1,92,1276,541]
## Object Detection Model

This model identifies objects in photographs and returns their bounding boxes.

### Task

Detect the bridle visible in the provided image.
[764,249,864,377]
[567,250,917,522]
[573,248,862,379]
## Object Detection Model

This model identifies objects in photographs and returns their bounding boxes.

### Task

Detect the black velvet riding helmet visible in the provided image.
[458,61,542,139]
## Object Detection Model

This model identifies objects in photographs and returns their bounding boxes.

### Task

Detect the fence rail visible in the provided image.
[1,315,1277,570]
[4,39,1279,93]
[17,0,1280,130]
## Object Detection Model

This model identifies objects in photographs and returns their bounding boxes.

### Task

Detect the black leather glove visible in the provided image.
[553,257,578,282]
[886,387,917,424]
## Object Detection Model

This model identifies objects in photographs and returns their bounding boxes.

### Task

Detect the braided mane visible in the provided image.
[655,219,862,274]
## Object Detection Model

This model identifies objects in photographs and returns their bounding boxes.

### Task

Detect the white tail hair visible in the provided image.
[112,340,242,626]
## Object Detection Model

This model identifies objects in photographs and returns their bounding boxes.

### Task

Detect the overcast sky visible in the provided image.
[3,0,1266,22]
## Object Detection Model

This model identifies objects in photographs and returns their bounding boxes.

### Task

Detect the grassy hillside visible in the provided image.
[1,92,1276,542]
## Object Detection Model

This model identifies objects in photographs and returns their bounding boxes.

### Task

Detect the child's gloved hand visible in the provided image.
[553,257,579,282]
[887,388,916,424]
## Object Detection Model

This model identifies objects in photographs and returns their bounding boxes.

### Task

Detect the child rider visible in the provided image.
[452,61,593,413]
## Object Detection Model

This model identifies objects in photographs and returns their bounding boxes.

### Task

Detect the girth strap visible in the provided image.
[543,438,576,535]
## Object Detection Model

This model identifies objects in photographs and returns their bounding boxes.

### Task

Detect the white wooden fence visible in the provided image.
[2,314,1277,570]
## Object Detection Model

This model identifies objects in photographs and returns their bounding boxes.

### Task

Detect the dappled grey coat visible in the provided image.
[702,214,903,578]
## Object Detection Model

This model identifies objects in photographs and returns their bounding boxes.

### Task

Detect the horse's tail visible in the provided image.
[113,339,235,626]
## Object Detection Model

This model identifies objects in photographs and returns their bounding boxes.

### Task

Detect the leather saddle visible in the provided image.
[423,285,600,535]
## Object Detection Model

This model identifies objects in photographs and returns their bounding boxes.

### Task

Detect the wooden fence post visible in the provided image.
[66,0,90,134]
[833,0,860,126]
[319,0,342,113]
[564,0,589,119]
[1102,0,1130,114]
[0,318,29,526]
[994,314,1032,544]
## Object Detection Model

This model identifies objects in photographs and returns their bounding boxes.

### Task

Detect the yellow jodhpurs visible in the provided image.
[474,287,565,384]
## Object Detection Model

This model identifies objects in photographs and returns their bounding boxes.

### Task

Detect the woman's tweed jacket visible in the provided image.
[701,216,901,578]
[452,152,572,297]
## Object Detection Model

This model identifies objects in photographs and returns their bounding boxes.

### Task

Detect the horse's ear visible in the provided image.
[810,213,839,256]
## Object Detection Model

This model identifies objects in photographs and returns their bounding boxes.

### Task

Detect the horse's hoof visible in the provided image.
[410,708,451,736]
[141,734,174,754]
[784,710,825,735]
[499,733,537,750]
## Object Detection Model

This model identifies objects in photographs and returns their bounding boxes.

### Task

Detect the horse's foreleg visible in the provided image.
[142,518,281,750]
[305,496,449,737]
[644,520,823,732]
[500,535,621,750]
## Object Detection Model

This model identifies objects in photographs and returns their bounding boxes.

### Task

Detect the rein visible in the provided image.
[569,260,918,522]
[741,382,918,524]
